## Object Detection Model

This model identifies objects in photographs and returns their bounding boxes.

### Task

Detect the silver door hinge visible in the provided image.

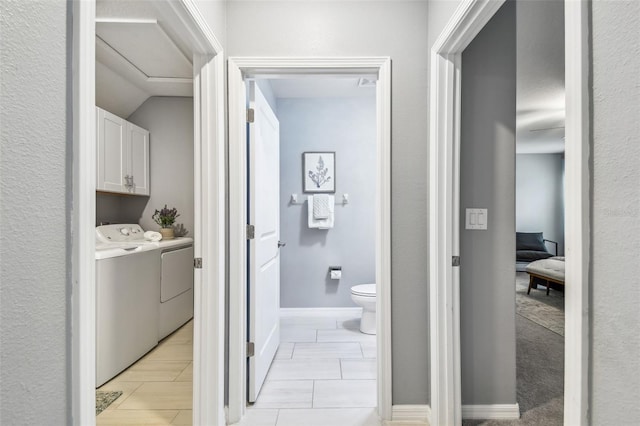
[452,256,461,267]
[247,108,255,123]
[194,258,203,269]
[247,341,255,357]
[246,224,255,240]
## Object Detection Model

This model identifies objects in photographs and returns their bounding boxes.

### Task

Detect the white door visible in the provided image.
[127,122,150,195]
[248,81,281,402]
[96,107,126,193]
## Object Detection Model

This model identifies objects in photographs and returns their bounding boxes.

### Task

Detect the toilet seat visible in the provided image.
[351,284,376,297]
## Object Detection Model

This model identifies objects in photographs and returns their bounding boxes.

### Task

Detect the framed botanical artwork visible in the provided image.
[303,151,336,193]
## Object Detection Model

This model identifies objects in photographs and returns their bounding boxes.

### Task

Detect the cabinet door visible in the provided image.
[127,122,150,195]
[96,107,127,193]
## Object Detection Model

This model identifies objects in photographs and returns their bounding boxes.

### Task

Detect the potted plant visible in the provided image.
[152,205,180,240]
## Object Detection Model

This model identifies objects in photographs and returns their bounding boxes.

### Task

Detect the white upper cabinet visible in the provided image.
[127,121,150,195]
[96,106,150,196]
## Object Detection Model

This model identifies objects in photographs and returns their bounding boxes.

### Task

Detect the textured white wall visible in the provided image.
[193,0,227,49]
[591,1,640,423]
[228,1,431,404]
[0,0,69,423]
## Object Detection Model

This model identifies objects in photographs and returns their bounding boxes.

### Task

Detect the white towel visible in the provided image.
[308,195,334,229]
[144,231,162,242]
[313,194,331,219]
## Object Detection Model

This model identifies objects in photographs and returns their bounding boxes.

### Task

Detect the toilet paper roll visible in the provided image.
[330,270,342,280]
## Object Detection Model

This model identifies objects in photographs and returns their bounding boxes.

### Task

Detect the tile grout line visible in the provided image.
[274,408,280,426]
[110,381,144,409]
[168,409,181,424]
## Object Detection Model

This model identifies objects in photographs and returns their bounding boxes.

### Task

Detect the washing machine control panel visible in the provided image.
[96,224,146,243]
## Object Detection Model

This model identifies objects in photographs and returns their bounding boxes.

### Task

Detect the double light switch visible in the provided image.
[465,208,488,230]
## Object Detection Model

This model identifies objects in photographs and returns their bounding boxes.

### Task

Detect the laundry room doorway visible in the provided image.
[71,1,225,425]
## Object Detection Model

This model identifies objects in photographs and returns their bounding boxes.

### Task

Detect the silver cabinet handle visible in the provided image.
[278,241,286,248]
[123,175,134,191]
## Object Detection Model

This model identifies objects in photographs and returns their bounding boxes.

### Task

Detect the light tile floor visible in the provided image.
[238,312,381,425]
[97,313,425,425]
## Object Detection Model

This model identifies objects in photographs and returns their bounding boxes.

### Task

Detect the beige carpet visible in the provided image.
[515,272,564,336]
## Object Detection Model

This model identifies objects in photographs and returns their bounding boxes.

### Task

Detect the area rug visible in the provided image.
[515,272,564,336]
[96,390,122,415]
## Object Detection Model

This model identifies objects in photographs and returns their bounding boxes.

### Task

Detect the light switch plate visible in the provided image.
[466,208,488,230]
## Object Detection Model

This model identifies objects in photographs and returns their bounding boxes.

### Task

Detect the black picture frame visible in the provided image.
[303,151,336,193]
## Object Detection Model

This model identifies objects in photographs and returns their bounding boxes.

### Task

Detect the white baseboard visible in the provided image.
[280,307,362,317]
[462,403,520,419]
[390,405,431,424]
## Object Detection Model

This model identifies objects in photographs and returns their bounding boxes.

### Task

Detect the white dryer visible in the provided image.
[157,237,194,340]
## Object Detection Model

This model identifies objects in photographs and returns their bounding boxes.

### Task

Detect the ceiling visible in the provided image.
[95,0,194,118]
[96,0,565,153]
[267,77,377,99]
[516,0,565,154]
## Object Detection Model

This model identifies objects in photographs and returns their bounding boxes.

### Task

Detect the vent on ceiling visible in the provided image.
[358,78,377,88]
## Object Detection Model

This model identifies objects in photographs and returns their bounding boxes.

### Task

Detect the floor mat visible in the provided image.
[96,390,122,416]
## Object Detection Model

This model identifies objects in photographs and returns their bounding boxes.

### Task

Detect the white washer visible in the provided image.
[95,224,160,387]
[157,237,194,340]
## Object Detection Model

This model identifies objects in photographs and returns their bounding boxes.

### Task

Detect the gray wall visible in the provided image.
[459,1,517,405]
[0,0,69,423]
[278,97,376,308]
[96,192,129,225]
[96,97,195,236]
[126,97,195,236]
[591,1,640,423]
[516,154,565,255]
[228,1,430,404]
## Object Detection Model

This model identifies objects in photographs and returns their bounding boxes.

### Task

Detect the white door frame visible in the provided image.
[428,0,590,425]
[228,57,392,424]
[70,1,225,425]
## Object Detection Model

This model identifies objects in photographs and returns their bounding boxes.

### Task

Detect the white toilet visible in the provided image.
[350,284,376,335]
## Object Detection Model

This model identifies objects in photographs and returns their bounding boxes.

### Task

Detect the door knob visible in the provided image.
[278,241,286,248]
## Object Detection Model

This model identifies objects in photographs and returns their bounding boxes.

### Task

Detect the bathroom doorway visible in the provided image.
[227,58,392,424]
[244,76,378,420]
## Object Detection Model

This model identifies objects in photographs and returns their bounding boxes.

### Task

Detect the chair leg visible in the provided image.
[527,274,534,295]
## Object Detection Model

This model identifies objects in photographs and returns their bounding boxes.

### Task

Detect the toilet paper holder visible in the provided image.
[329,266,342,280]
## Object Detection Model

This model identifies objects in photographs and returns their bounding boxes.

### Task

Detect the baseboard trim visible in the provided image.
[462,403,520,419]
[280,307,362,317]
[390,404,431,423]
